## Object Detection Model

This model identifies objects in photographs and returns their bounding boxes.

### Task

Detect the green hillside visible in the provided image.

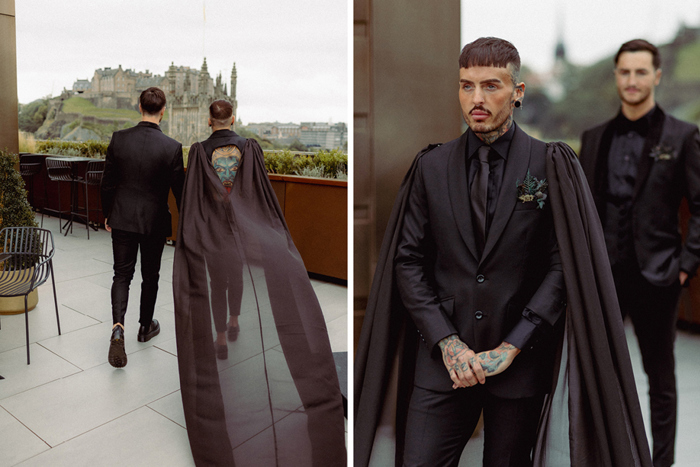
[675,41,700,83]
[61,96,170,121]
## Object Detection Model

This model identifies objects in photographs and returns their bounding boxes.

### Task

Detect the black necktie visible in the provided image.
[471,145,491,252]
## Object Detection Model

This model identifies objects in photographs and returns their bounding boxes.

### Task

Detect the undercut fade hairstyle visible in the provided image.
[615,39,661,69]
[209,100,234,127]
[459,37,521,86]
[139,87,166,115]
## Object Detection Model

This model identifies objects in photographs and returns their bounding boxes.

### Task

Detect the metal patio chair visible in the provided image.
[0,227,60,364]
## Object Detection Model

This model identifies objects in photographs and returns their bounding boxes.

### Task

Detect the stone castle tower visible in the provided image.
[166,58,238,145]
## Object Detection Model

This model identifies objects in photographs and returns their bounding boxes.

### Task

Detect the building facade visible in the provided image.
[166,59,238,145]
[300,122,347,149]
[72,59,238,145]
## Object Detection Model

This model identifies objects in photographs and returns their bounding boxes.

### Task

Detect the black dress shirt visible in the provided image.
[604,107,656,265]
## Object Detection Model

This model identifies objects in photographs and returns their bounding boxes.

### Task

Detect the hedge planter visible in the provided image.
[268,174,347,281]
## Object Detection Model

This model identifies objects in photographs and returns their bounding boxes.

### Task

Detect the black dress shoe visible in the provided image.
[108,325,127,368]
[215,342,228,360]
[227,324,240,342]
[137,319,160,342]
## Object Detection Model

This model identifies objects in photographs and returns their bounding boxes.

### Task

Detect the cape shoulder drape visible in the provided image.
[174,139,346,466]
[354,142,652,467]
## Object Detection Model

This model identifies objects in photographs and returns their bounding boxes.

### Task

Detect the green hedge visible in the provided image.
[36,140,108,158]
[264,149,348,179]
[34,141,348,179]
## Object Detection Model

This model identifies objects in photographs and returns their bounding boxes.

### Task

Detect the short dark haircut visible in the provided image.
[139,87,166,115]
[209,100,233,127]
[615,39,661,69]
[459,37,521,85]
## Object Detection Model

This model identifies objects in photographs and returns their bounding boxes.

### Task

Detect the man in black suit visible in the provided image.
[101,87,185,368]
[397,37,566,466]
[579,39,700,467]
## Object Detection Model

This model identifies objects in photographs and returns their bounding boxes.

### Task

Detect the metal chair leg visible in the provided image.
[57,181,63,233]
[25,295,30,364]
[50,260,61,335]
[85,181,90,240]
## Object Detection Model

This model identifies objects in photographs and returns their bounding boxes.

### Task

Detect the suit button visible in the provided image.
[475,310,483,320]
[476,274,485,283]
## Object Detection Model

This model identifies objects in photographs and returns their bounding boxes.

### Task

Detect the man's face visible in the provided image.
[459,65,523,134]
[614,51,661,107]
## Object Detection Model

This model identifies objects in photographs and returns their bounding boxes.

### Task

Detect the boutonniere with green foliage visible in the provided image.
[649,144,677,161]
[516,171,548,209]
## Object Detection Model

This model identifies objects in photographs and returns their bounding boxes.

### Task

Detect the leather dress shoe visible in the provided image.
[137,319,160,342]
[108,325,127,368]
[227,324,240,342]
[215,342,228,360]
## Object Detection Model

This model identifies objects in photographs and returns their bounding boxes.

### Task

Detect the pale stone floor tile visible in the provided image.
[0,406,49,466]
[327,315,348,353]
[0,304,100,354]
[15,407,194,467]
[0,344,81,400]
[148,390,187,428]
[154,337,178,357]
[38,309,176,371]
[311,280,348,323]
[1,347,180,447]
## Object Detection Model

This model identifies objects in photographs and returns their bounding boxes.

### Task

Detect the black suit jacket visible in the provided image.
[579,107,700,286]
[101,121,185,237]
[395,125,566,397]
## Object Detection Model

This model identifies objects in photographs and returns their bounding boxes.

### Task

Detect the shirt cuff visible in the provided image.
[504,308,543,351]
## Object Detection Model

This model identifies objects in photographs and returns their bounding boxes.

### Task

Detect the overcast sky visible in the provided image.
[15,0,348,124]
[462,0,700,73]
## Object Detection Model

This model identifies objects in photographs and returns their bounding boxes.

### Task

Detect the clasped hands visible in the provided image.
[438,334,520,389]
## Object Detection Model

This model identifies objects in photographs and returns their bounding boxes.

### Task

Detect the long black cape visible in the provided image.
[354,142,652,466]
[174,139,346,466]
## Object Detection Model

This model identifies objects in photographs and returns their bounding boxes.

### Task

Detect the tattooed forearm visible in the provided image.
[471,342,518,375]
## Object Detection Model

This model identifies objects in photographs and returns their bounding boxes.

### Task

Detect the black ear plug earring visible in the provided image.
[514,100,521,108]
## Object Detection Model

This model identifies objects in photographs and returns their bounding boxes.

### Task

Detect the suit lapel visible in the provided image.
[632,107,666,203]
[447,131,479,261]
[480,126,532,265]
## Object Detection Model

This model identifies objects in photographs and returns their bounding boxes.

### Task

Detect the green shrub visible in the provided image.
[35,140,109,158]
[262,149,347,179]
[0,149,38,231]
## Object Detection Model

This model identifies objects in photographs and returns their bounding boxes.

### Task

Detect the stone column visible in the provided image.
[0,0,19,154]
[354,0,462,345]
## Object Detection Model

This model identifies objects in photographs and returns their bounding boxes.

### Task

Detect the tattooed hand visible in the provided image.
[438,334,485,389]
[470,341,521,377]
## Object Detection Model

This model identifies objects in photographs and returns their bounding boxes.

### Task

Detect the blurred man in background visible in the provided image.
[579,39,700,467]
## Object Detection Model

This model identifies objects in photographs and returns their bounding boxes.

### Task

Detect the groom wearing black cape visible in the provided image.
[354,37,652,466]
[173,100,346,466]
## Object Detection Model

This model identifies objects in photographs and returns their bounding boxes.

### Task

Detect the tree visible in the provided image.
[18,99,49,133]
[288,139,307,151]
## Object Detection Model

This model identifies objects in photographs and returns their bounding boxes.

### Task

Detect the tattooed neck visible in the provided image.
[475,114,513,145]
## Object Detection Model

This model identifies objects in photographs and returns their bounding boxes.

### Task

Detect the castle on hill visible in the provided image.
[73,58,238,145]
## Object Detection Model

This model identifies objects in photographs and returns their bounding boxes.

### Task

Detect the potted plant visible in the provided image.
[0,149,40,314]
